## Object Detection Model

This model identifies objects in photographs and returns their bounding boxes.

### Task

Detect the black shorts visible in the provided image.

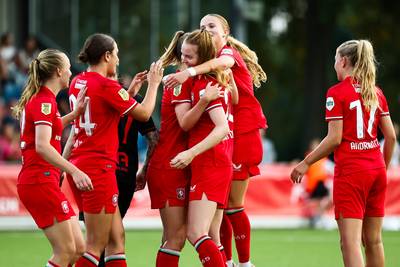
[309,181,329,199]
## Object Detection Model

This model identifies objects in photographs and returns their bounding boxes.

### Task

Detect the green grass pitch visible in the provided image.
[1,229,399,266]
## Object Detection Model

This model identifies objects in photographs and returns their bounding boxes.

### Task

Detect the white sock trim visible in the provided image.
[105,253,126,262]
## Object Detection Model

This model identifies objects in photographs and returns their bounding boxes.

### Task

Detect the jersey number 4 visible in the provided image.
[349,100,377,139]
[69,94,96,136]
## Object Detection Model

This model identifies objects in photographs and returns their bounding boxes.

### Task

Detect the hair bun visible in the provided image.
[78,51,89,63]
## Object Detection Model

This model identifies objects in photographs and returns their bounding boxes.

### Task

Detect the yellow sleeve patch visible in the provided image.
[41,103,52,115]
[118,89,129,101]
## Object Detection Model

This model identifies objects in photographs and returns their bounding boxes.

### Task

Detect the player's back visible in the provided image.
[326,76,390,174]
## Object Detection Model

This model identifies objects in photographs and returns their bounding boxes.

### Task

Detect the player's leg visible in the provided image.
[362,217,384,267]
[227,179,252,266]
[69,216,86,264]
[156,205,187,267]
[44,219,77,267]
[75,211,113,267]
[104,207,127,267]
[337,218,364,267]
[209,208,226,263]
[187,195,225,267]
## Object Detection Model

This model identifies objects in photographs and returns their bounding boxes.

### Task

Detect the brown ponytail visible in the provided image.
[160,31,188,68]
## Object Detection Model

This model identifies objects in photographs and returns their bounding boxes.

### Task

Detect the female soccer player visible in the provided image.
[291,40,396,267]
[66,33,163,267]
[165,14,266,267]
[147,30,222,267]
[14,48,90,267]
[170,29,234,267]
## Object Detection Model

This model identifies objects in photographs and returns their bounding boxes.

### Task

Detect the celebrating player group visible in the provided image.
[13,12,396,267]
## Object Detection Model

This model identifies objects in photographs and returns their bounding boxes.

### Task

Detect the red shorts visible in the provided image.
[233,130,263,180]
[189,165,232,206]
[67,166,118,214]
[333,167,387,220]
[147,165,190,209]
[17,181,75,229]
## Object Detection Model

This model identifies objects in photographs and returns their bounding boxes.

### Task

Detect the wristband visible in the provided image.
[187,67,197,77]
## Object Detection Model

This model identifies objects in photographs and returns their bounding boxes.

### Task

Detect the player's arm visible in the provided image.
[135,129,159,191]
[165,55,235,88]
[170,107,229,169]
[175,82,222,131]
[128,61,163,121]
[62,125,75,160]
[61,87,88,128]
[227,69,239,105]
[35,124,93,191]
[379,116,396,168]
[290,120,342,183]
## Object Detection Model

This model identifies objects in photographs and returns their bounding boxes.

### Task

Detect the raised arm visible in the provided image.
[170,107,229,169]
[128,61,163,121]
[165,55,235,88]
[35,124,93,191]
[290,120,343,183]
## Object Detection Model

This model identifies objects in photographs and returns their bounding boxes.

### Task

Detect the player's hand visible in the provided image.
[164,71,189,89]
[290,160,309,183]
[135,168,147,192]
[74,86,89,117]
[127,70,148,97]
[147,60,164,88]
[170,150,195,169]
[202,82,223,102]
[72,169,93,191]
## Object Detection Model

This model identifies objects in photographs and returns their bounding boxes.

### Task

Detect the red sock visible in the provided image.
[75,252,100,267]
[156,248,180,267]
[218,245,227,264]
[220,213,233,261]
[227,207,251,263]
[193,235,225,267]
[104,253,127,267]
[46,261,60,267]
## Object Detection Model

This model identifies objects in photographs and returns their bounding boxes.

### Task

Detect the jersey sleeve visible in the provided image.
[103,78,138,116]
[377,89,390,117]
[325,87,343,121]
[219,46,239,66]
[171,78,192,105]
[31,98,57,127]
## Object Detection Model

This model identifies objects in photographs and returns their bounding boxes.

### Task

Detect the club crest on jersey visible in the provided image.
[326,97,335,111]
[118,89,129,101]
[61,201,69,214]
[176,188,185,200]
[41,103,51,115]
[112,194,119,206]
[173,84,182,96]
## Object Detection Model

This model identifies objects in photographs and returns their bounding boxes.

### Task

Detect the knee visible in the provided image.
[362,234,382,248]
[166,229,186,251]
[56,242,76,262]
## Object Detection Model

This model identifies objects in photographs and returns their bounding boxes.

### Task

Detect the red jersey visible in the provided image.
[69,72,137,168]
[325,76,390,175]
[18,86,63,184]
[218,45,267,134]
[188,75,233,167]
[148,79,192,169]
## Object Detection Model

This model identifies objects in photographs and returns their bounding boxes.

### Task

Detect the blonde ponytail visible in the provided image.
[226,36,267,88]
[12,49,64,119]
[337,40,378,111]
[160,31,188,68]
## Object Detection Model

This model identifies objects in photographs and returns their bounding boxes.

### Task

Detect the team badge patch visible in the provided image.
[176,188,185,200]
[112,194,119,207]
[118,89,129,101]
[41,103,51,115]
[326,97,335,111]
[173,84,182,96]
[61,201,69,214]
